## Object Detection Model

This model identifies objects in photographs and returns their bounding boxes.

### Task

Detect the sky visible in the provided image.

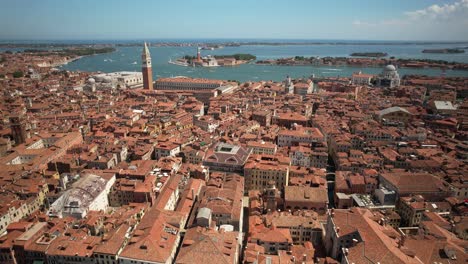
[0,0,468,41]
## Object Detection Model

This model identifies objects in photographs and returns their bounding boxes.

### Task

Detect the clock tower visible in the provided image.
[142,42,153,90]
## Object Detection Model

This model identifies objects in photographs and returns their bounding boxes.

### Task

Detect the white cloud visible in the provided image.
[405,0,468,21]
[351,0,468,40]
[352,20,375,26]
[352,19,407,27]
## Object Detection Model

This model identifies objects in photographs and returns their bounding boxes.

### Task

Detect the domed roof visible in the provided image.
[87,78,95,83]
[384,64,396,71]
[103,76,112,83]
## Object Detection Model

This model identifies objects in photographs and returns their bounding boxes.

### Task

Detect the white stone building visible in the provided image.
[48,173,115,219]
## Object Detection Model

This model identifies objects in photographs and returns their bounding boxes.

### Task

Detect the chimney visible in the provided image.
[398,235,406,248]
[380,218,385,226]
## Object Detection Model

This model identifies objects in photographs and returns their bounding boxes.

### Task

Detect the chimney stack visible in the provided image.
[398,235,406,248]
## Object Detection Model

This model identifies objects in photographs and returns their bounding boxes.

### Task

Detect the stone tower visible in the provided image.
[197,47,201,61]
[264,181,279,212]
[142,42,153,90]
[9,115,27,145]
[284,75,293,94]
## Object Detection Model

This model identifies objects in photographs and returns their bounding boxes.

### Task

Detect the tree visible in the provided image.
[232,54,256,61]
[214,54,256,61]
[184,55,196,60]
[13,71,23,78]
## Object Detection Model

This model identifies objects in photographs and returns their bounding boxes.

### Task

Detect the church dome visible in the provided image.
[87,78,95,84]
[103,76,112,83]
[378,64,401,88]
[384,64,396,71]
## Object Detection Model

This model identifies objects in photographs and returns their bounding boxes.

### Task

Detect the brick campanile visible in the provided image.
[142,42,153,90]
[9,115,27,145]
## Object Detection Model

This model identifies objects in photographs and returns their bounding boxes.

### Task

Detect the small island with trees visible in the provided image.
[169,52,256,67]
[22,47,116,57]
[422,48,465,54]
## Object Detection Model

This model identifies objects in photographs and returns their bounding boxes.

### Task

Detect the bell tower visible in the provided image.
[9,115,27,145]
[142,42,153,90]
[264,181,279,213]
[197,47,201,61]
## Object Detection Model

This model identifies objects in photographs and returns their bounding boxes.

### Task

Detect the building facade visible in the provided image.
[244,156,289,192]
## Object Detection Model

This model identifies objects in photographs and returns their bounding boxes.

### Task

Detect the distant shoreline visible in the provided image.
[422,48,465,54]
[350,52,388,57]
[2,40,468,49]
[256,56,468,71]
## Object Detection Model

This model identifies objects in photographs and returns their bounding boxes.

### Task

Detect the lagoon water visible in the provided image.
[58,42,468,82]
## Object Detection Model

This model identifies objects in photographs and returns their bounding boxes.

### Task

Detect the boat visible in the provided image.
[131,61,137,65]
[168,58,190,67]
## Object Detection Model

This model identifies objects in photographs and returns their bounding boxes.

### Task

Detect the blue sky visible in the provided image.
[1,0,467,41]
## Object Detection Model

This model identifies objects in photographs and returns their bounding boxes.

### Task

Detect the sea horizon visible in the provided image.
[1,38,468,45]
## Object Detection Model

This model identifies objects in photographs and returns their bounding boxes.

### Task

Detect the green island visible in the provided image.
[183,54,256,61]
[422,48,465,54]
[214,54,256,60]
[22,47,116,57]
[61,47,116,56]
[173,53,256,67]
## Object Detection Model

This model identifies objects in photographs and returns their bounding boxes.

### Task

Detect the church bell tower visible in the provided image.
[142,42,153,90]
